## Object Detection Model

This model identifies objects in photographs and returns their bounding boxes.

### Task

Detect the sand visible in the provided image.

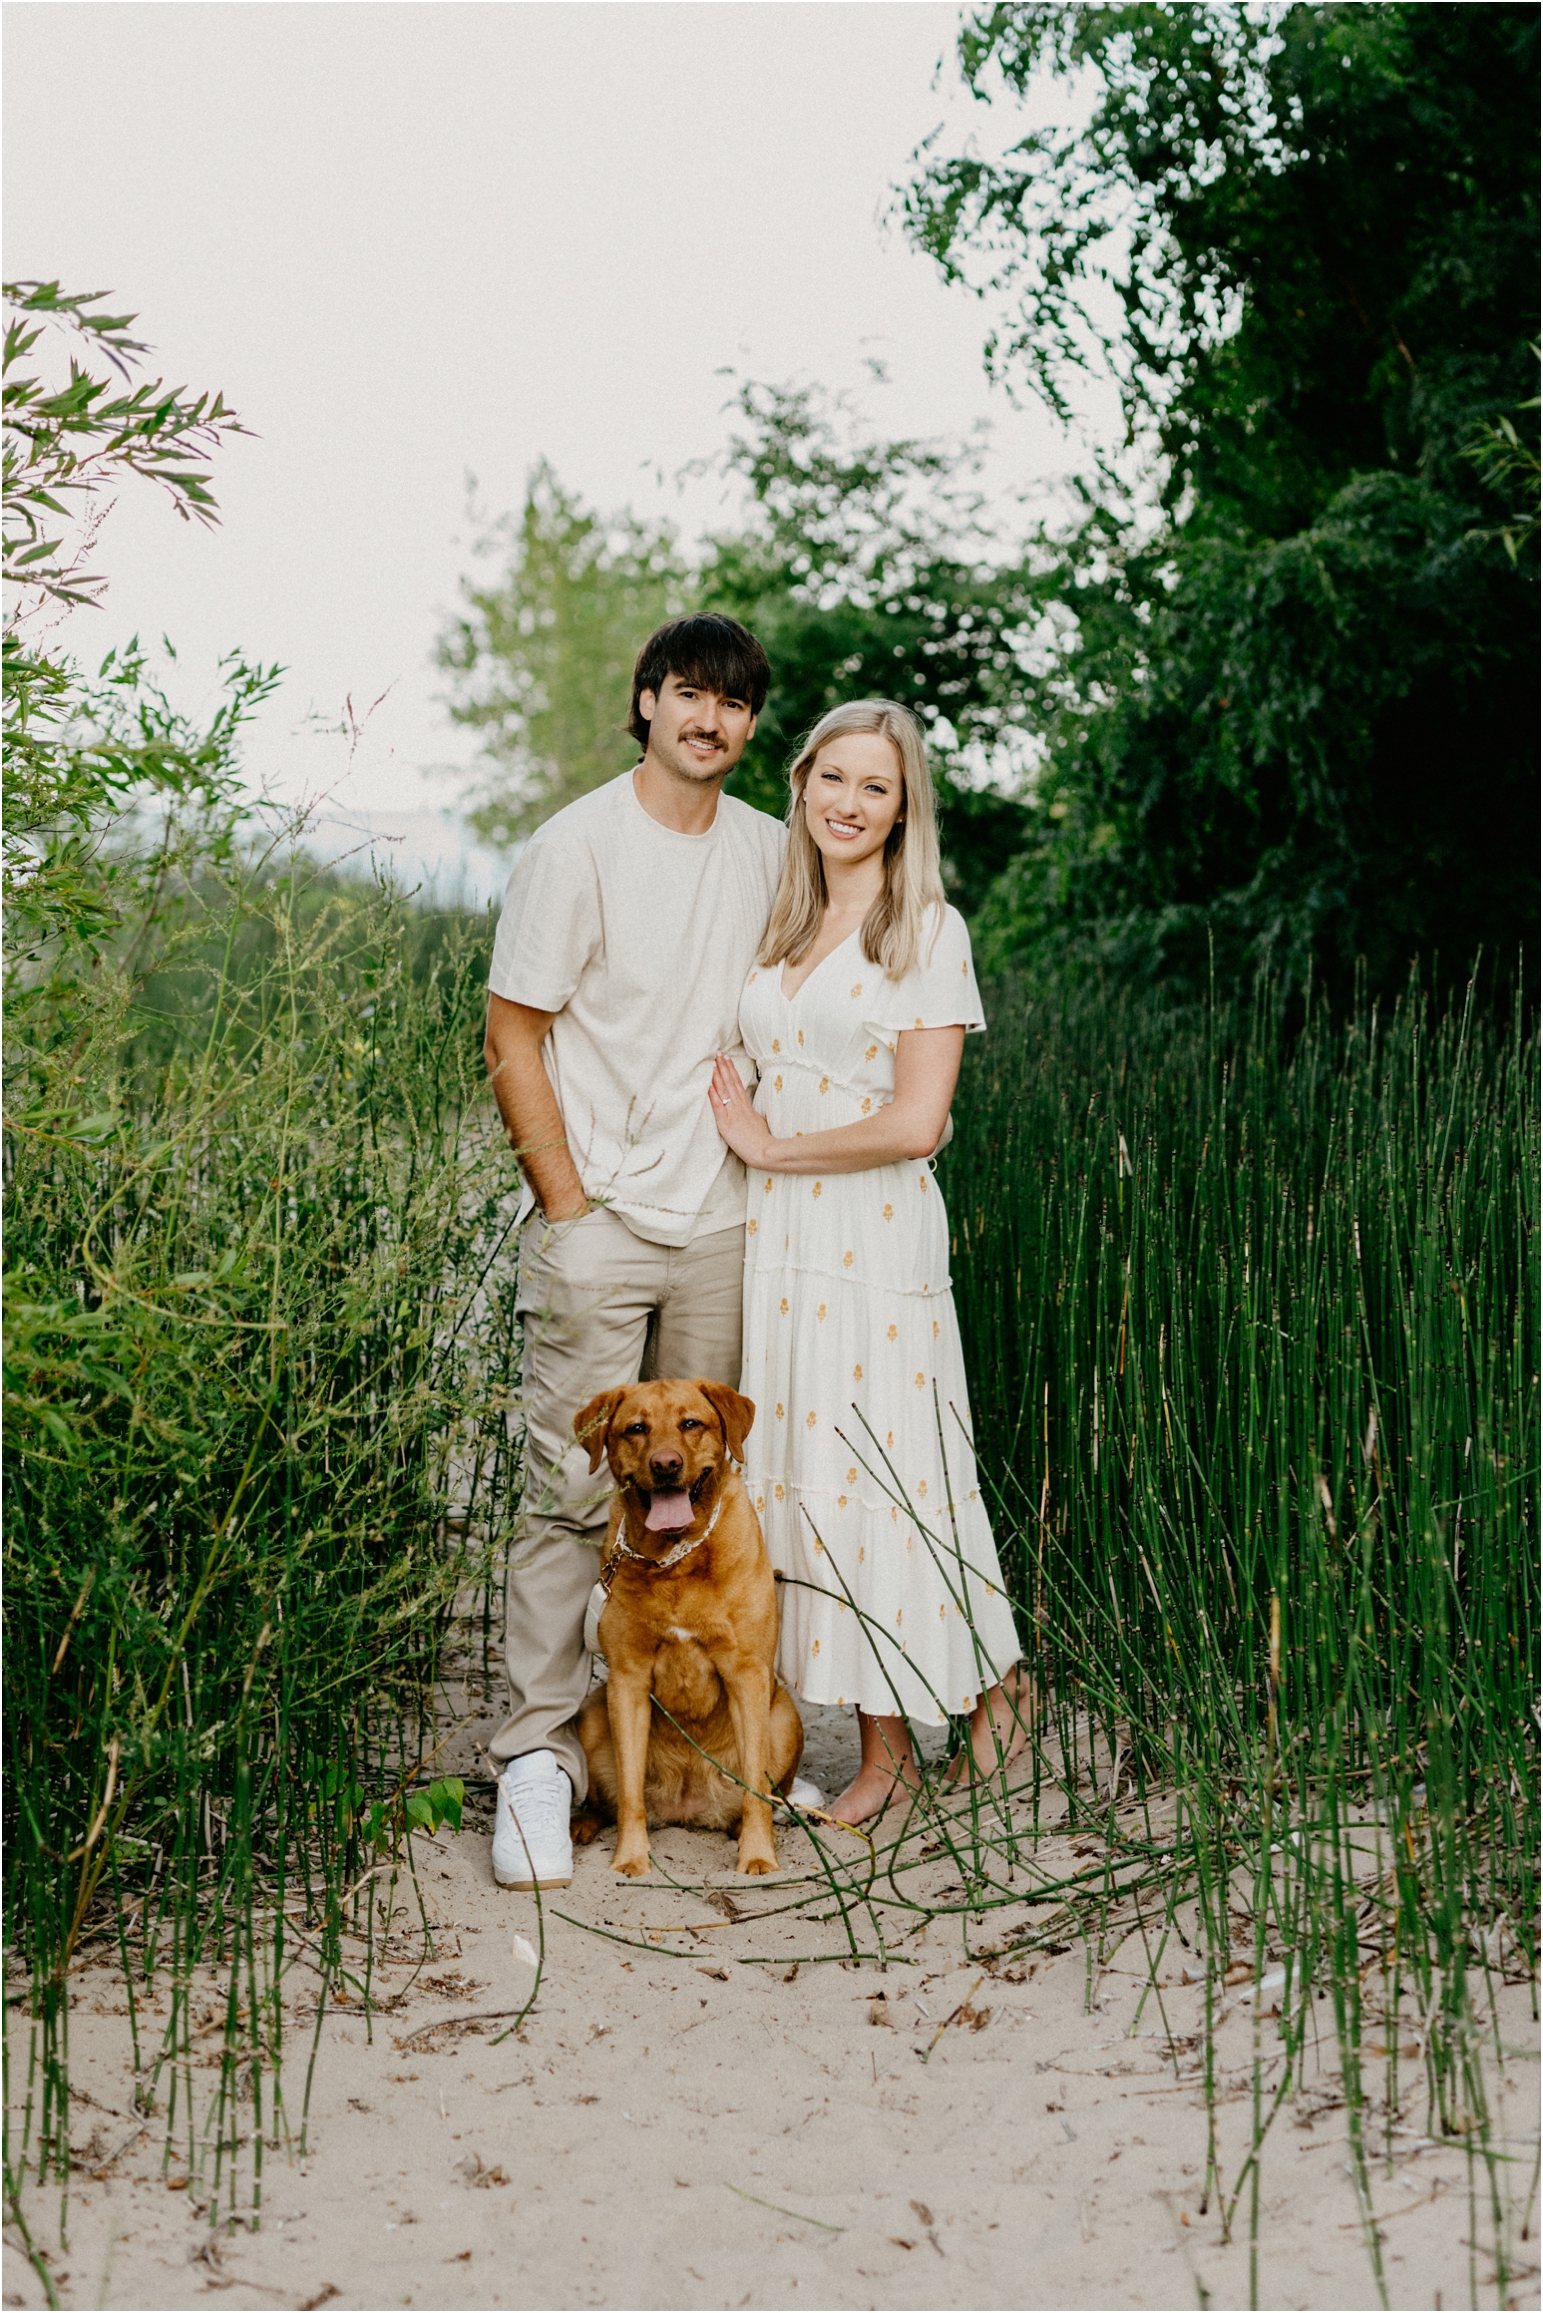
[5,1705,1537,2313]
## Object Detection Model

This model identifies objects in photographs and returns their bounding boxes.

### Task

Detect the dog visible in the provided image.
[571,1378,803,1877]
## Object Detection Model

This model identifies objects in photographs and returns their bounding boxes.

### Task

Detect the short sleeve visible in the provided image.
[487,824,601,1011]
[863,905,986,1038]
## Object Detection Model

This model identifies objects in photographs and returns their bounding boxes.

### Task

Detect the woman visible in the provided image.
[710,700,1024,1825]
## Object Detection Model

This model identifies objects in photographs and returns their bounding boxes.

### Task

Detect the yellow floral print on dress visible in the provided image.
[747,1219,757,1235]
[734,901,1017,1719]
[812,1182,822,1199]
[780,1297,789,1315]
[817,1303,827,1321]
[882,1203,894,1221]
[851,984,863,999]
[806,1411,817,1429]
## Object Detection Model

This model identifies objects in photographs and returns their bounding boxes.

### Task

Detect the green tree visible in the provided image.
[442,387,1042,915]
[3,280,275,962]
[903,2,1539,994]
[436,462,691,847]
[705,383,1037,912]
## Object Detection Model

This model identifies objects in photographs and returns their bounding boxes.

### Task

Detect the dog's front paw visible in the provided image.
[737,1850,778,1877]
[612,1846,652,1878]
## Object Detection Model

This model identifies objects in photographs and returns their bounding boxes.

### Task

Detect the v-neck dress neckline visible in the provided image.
[779,927,858,1007]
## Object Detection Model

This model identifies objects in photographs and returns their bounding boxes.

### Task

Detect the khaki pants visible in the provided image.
[490,1206,744,1798]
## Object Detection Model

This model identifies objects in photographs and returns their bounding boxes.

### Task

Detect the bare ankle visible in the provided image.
[829,1756,919,1826]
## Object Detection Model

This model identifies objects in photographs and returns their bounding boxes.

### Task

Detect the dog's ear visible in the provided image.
[698,1382,756,1464]
[574,1387,627,1474]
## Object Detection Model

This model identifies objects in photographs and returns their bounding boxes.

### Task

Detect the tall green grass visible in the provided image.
[4,852,519,2238]
[949,965,1534,1875]
[942,962,1537,2282]
[4,879,1534,2302]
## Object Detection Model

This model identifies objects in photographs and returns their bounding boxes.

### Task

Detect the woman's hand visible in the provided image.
[711,1055,774,1166]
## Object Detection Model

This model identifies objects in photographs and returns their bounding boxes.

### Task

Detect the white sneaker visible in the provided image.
[492,1751,573,1889]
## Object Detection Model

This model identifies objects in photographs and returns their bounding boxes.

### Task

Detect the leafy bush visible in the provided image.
[5,851,521,2186]
[2,285,522,2208]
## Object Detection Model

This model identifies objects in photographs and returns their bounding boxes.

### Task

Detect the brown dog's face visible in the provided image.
[574,1379,755,1534]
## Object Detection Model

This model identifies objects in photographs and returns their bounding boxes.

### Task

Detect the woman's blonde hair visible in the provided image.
[758,700,945,981]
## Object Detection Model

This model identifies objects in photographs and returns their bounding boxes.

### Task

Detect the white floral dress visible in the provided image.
[737,903,1021,1722]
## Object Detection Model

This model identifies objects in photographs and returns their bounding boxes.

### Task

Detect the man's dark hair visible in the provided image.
[628,615,770,748]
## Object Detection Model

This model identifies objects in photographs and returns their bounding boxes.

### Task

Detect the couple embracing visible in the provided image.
[481,614,1022,1889]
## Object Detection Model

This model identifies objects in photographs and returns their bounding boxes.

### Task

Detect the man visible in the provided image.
[482,613,782,1889]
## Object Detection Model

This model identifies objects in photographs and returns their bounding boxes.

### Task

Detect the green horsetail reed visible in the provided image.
[4,881,1535,2306]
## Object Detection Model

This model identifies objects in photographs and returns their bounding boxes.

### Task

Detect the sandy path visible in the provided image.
[6,1708,1537,2313]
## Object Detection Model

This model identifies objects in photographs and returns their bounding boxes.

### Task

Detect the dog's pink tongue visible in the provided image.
[644,1489,693,1532]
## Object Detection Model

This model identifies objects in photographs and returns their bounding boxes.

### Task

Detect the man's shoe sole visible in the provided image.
[493,1869,573,1890]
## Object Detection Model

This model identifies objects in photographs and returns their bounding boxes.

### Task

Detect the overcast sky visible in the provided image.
[5,2,1112,895]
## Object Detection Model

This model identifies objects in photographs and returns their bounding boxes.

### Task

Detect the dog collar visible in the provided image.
[600,1488,728,1594]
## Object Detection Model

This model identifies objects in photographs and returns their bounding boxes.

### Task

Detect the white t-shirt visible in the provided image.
[488,770,787,1248]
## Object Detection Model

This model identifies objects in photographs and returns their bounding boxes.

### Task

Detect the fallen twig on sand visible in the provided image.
[394,2006,535,2048]
[724,2183,845,2232]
